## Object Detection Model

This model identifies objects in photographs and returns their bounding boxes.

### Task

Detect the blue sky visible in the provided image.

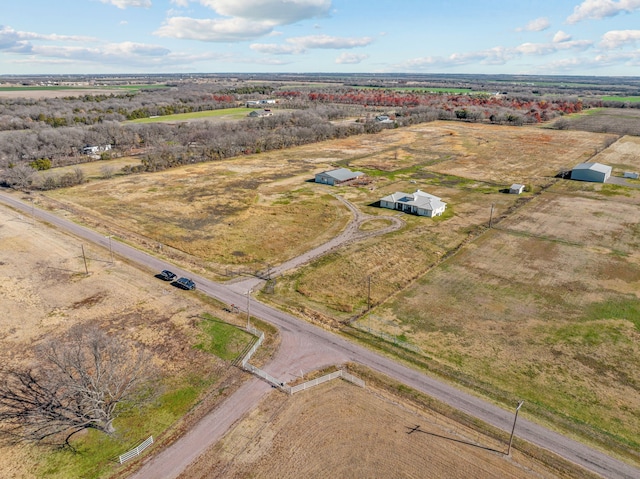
[2,0,640,76]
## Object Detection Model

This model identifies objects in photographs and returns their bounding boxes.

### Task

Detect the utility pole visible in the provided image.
[106,235,114,264]
[489,203,495,228]
[81,244,89,275]
[246,288,253,330]
[367,275,371,311]
[507,400,525,456]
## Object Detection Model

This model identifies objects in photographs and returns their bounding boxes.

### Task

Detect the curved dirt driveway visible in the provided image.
[228,194,404,294]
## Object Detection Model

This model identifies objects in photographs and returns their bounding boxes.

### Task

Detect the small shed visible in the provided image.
[248,109,272,117]
[315,168,364,186]
[509,184,525,194]
[571,162,612,183]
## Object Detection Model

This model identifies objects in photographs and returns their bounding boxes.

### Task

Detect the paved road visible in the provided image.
[1,190,638,479]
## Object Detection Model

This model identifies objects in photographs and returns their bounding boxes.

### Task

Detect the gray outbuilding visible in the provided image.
[315,168,364,186]
[571,162,612,183]
[509,184,525,194]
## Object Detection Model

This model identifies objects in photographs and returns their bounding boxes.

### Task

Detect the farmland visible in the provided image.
[126,107,256,124]
[16,119,640,468]
[182,379,588,479]
[557,107,640,136]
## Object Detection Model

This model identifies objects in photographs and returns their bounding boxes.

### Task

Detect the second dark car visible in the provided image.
[173,277,196,290]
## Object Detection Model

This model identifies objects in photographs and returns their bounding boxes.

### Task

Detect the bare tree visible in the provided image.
[1,164,35,189]
[0,325,155,447]
[100,164,117,179]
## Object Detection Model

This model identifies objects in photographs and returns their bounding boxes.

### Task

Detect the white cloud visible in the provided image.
[290,34,372,49]
[553,30,572,42]
[190,0,331,24]
[335,52,368,64]
[0,26,97,54]
[517,17,550,32]
[155,16,274,42]
[251,34,372,55]
[600,29,640,48]
[157,1,332,42]
[396,39,593,71]
[516,39,591,55]
[567,0,640,24]
[100,0,152,8]
[251,43,301,54]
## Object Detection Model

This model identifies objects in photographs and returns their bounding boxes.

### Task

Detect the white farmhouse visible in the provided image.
[380,190,446,217]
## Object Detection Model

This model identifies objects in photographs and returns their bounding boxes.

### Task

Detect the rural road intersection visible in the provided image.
[0,190,638,479]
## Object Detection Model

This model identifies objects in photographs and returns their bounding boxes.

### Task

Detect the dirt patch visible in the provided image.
[0,88,123,99]
[181,380,574,479]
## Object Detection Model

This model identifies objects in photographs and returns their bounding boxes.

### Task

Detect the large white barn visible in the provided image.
[571,162,612,183]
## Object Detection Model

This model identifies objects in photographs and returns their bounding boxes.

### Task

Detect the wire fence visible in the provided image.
[288,369,365,395]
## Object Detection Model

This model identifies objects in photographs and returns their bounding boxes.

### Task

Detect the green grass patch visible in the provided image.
[126,107,254,123]
[39,378,209,479]
[195,313,254,360]
[598,184,632,197]
[583,297,640,331]
[601,96,640,103]
[353,86,485,94]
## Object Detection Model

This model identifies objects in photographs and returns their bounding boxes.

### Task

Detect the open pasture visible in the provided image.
[502,190,640,255]
[366,210,640,455]
[44,151,352,274]
[126,107,255,124]
[561,108,640,136]
[400,122,617,185]
[181,380,575,479]
[592,135,640,172]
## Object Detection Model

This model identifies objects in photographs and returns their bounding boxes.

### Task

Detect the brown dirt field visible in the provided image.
[407,122,616,185]
[0,88,123,99]
[503,190,640,255]
[180,380,570,479]
[592,135,640,171]
[0,203,238,478]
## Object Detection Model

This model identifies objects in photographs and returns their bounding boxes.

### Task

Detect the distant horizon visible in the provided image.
[3,1,640,76]
[1,72,639,80]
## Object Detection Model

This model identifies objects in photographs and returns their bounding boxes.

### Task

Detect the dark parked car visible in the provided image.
[173,277,196,290]
[158,270,177,281]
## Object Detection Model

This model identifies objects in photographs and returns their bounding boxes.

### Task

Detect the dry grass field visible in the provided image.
[42,152,353,276]
[0,202,247,478]
[180,380,576,479]
[592,134,640,171]
[348,122,617,185]
[562,108,640,136]
[359,185,640,459]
